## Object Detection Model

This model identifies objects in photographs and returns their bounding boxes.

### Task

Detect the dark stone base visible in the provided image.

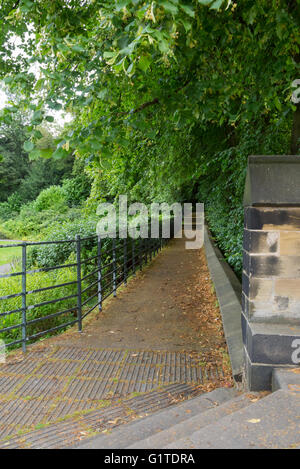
[242,313,300,365]
[244,348,298,391]
[242,314,300,390]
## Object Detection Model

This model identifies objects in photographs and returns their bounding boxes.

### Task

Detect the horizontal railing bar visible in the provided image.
[27,319,78,340]
[102,259,115,269]
[100,269,113,280]
[26,280,77,295]
[102,241,126,255]
[26,307,77,325]
[102,271,124,290]
[80,254,99,265]
[81,278,99,294]
[0,307,23,318]
[27,294,77,310]
[27,262,77,275]
[82,290,98,307]
[81,267,99,282]
[0,271,23,279]
[0,243,23,248]
[102,254,126,269]
[0,338,24,349]
[101,276,116,290]
[82,300,101,319]
[0,239,75,248]
[115,278,126,290]
[0,291,22,301]
[101,290,114,302]
[0,322,22,333]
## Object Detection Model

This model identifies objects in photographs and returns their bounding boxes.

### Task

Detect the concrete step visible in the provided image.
[76,387,237,449]
[167,389,300,449]
[128,394,253,449]
[272,368,300,392]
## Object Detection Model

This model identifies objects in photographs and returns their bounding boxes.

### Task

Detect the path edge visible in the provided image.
[204,225,244,384]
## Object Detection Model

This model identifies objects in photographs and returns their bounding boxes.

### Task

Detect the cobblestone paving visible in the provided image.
[0,345,224,446]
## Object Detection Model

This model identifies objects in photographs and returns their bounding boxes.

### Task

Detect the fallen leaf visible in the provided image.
[247,419,261,424]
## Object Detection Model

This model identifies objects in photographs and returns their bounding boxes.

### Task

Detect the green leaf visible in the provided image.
[71,44,85,53]
[274,96,282,111]
[47,101,62,111]
[160,1,178,15]
[103,51,116,59]
[115,0,131,12]
[179,18,192,32]
[23,141,35,152]
[20,0,34,13]
[180,4,195,17]
[45,115,54,122]
[247,6,258,25]
[53,147,69,159]
[210,0,224,10]
[138,55,152,72]
[33,130,43,139]
[89,138,102,150]
[38,148,54,159]
[28,148,42,160]
[32,110,43,124]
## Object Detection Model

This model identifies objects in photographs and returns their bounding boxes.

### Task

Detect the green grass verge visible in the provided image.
[0,245,21,266]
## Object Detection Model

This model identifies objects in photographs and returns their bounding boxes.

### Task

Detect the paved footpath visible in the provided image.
[0,237,230,448]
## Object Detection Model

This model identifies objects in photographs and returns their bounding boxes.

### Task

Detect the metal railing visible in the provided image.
[0,221,174,352]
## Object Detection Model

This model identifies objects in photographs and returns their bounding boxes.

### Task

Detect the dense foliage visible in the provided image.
[0,114,76,213]
[1,0,300,274]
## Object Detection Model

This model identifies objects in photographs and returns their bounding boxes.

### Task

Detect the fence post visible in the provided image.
[113,238,117,297]
[139,237,142,272]
[145,236,148,264]
[124,238,127,286]
[76,235,82,332]
[21,242,27,353]
[132,239,136,276]
[97,236,102,312]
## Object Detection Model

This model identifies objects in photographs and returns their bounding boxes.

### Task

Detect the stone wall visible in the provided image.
[243,207,300,323]
[242,156,300,391]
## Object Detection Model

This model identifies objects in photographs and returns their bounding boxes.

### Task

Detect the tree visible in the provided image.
[0,114,29,201]
[0,112,74,204]
[1,1,300,274]
[0,1,299,159]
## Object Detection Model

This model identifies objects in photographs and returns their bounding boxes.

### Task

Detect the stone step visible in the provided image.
[128,394,253,449]
[167,389,300,449]
[272,368,300,392]
[76,387,237,449]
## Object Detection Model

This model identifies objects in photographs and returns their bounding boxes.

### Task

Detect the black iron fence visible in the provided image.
[0,221,174,352]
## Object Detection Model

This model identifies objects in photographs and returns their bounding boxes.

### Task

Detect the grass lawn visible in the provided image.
[0,244,21,266]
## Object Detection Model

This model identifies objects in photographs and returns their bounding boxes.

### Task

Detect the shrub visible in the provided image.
[28,218,98,268]
[0,193,23,221]
[34,185,67,212]
[63,175,91,207]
